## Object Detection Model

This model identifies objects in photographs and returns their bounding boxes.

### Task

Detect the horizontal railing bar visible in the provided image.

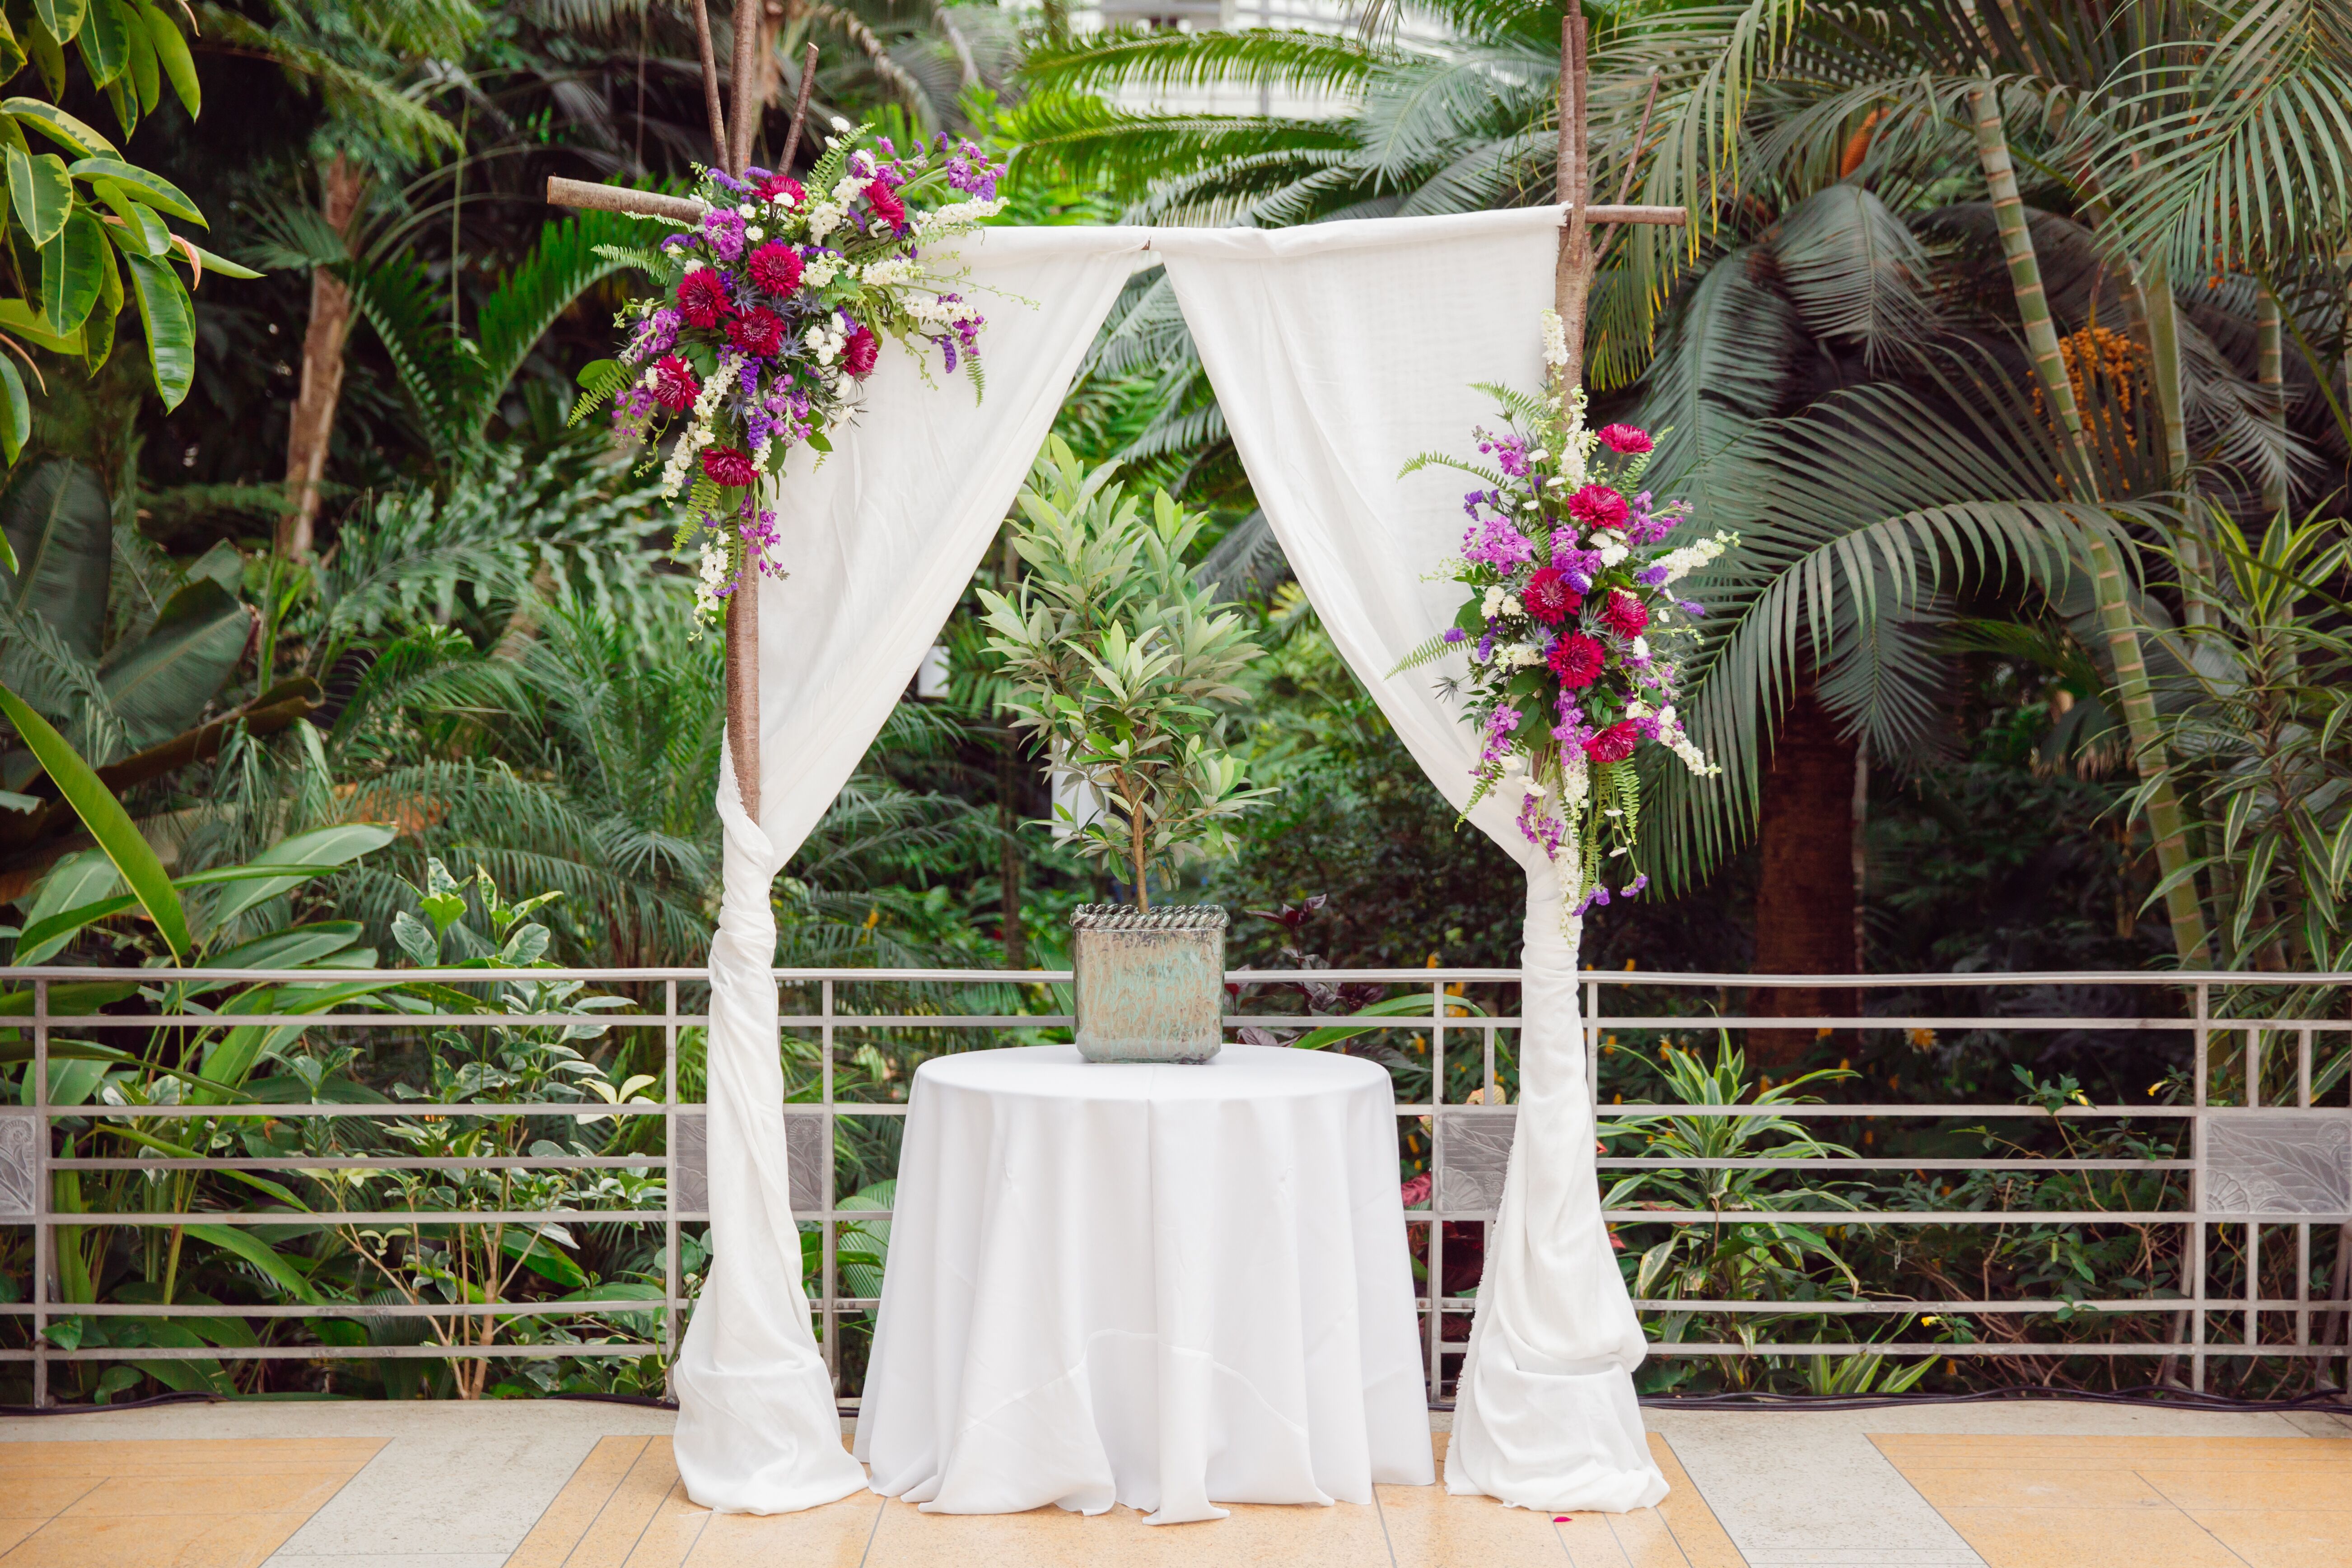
[7,1099,2207,1122]
[1634,1343,2349,1358]
[0,1344,661,1362]
[13,964,2352,985]
[28,1210,669,1226]
[54,1156,668,1171]
[7,1300,675,1318]
[23,1103,680,1119]
[1592,1158,2191,1170]
[1595,1209,2324,1223]
[1623,1298,2352,1314]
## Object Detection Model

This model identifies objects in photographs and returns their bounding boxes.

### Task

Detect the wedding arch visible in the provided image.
[550,5,1683,1518]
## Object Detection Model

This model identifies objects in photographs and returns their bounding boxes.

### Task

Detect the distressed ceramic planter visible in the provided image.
[1070,904,1228,1064]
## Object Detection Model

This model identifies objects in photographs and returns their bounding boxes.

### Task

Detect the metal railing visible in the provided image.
[3,964,2347,1406]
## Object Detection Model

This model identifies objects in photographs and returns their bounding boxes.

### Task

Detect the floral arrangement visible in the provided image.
[1396,309,1737,916]
[572,121,1007,629]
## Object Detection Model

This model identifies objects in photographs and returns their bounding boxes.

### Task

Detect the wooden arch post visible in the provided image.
[1551,14,1680,394]
[546,2,820,822]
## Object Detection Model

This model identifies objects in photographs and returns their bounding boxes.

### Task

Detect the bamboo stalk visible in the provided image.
[1969,75,2210,967]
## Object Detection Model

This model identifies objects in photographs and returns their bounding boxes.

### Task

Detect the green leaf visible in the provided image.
[98,575,248,750]
[6,144,71,245]
[205,921,363,972]
[74,0,128,88]
[121,250,191,409]
[0,981,139,1017]
[181,1224,324,1305]
[0,352,28,466]
[0,13,27,85]
[123,1,157,115]
[0,680,189,961]
[20,17,65,98]
[201,823,397,935]
[69,156,198,224]
[2,456,111,660]
[3,96,112,156]
[182,242,259,279]
[0,296,83,354]
[39,205,107,336]
[34,0,88,45]
[10,847,117,964]
[502,1228,589,1289]
[81,227,121,375]
[137,2,195,118]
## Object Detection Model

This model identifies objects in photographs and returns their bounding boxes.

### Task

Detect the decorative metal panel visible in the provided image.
[670,1107,825,1217]
[2205,1113,2352,1216]
[0,1114,36,1221]
[1436,1108,1516,1217]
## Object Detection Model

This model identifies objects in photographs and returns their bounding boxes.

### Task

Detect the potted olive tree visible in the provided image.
[978,438,1269,1062]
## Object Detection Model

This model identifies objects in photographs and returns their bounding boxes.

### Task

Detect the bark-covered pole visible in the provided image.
[721,0,765,821]
[1550,20,1680,397]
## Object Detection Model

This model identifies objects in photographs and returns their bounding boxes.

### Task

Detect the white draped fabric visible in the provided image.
[1155,209,1666,1513]
[677,210,1665,1517]
[672,227,1149,1514]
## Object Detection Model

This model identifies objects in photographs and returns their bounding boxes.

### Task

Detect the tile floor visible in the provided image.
[0,1400,2347,1568]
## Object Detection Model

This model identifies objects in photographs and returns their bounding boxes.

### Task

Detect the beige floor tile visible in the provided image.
[1380,1480,1568,1568]
[681,1493,880,1568]
[2141,1465,2352,1512]
[1933,1504,2245,1568]
[1876,1433,2352,1471]
[0,1509,308,1568]
[1644,1435,1745,1568]
[563,1438,685,1568]
[57,1472,355,1518]
[1897,1464,2169,1510]
[864,1496,1391,1568]
[622,1480,714,1568]
[2188,1506,2352,1568]
[0,1480,98,1521]
[0,1439,381,1475]
[0,1524,38,1558]
[505,1435,651,1568]
[1571,1510,1695,1568]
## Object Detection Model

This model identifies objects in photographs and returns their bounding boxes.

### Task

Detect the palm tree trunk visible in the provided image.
[280,154,367,561]
[1968,79,2210,968]
[1750,685,1857,1069]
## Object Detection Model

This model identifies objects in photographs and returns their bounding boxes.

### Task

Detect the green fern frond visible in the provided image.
[1385,630,1461,677]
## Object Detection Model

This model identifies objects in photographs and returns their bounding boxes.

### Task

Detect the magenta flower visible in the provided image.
[701,209,746,262]
[1601,590,1649,639]
[650,355,699,413]
[727,305,786,358]
[677,269,732,328]
[1597,424,1653,454]
[1549,633,1605,689]
[842,323,880,377]
[1522,565,1582,625]
[747,241,804,295]
[1568,484,1629,531]
[864,180,908,231]
[1584,721,1640,764]
[702,446,760,488]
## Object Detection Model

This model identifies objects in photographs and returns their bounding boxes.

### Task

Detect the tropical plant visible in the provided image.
[978,436,1269,905]
[0,0,252,464]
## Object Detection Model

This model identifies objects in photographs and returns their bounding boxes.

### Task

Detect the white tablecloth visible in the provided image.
[853,1043,1437,1521]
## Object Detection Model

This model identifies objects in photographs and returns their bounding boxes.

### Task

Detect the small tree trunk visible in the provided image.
[1749,686,1857,1069]
[1968,79,2209,968]
[2257,284,2288,521]
[1551,14,1591,392]
[999,736,1024,967]
[280,154,366,561]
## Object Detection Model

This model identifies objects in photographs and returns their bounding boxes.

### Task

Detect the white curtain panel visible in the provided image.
[672,226,1150,1514]
[1155,210,1667,1513]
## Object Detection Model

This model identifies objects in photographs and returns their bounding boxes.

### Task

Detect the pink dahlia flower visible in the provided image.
[1584,720,1640,764]
[747,241,803,296]
[1601,590,1649,639]
[753,173,806,204]
[1548,632,1605,689]
[677,269,732,329]
[727,305,786,358]
[702,446,760,488]
[1568,484,1629,531]
[650,355,699,413]
[864,180,908,231]
[1597,424,1653,454]
[1522,565,1582,625]
[842,323,880,377]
